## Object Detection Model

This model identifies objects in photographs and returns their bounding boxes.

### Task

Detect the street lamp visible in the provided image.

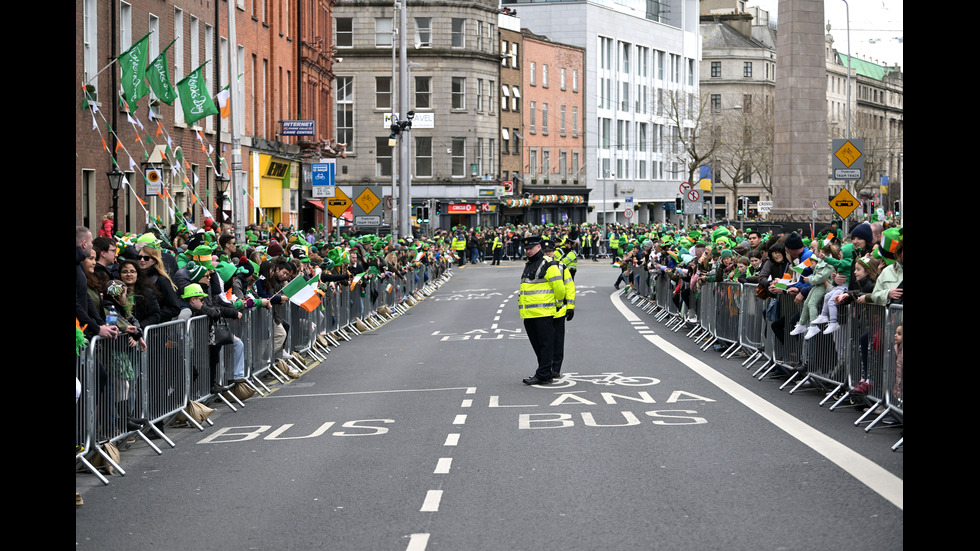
[215,173,231,227]
[107,167,123,234]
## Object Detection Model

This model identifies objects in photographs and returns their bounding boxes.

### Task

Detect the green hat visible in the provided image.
[214,261,239,283]
[186,261,209,283]
[181,283,207,299]
[878,227,902,265]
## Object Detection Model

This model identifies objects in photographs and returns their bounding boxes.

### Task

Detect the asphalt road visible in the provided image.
[76,258,903,550]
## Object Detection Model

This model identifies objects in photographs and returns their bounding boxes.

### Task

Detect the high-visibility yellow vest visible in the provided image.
[452,236,466,251]
[519,259,565,319]
[556,248,577,271]
[555,261,575,318]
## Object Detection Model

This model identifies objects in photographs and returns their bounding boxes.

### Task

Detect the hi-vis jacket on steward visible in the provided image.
[554,260,575,318]
[519,256,566,319]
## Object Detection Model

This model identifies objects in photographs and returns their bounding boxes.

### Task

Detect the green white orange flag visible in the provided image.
[119,33,151,110]
[217,85,231,119]
[175,62,218,124]
[289,277,321,312]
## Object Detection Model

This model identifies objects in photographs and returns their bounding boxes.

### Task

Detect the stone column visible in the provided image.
[771,0,829,223]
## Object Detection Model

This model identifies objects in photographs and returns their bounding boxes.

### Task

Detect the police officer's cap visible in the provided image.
[540,238,556,251]
[523,235,543,247]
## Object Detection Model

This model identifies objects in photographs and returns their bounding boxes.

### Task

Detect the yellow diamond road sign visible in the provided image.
[355,187,381,214]
[830,188,859,219]
[834,141,862,167]
[327,187,351,218]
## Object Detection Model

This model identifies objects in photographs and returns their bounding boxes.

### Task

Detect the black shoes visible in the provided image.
[522,376,552,385]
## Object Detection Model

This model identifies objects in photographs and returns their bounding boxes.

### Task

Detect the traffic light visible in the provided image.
[675,197,683,212]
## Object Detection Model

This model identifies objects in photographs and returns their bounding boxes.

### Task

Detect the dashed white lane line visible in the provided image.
[610,290,904,511]
[465,387,476,394]
[452,414,467,425]
[434,458,453,474]
[420,490,443,512]
[406,533,430,551]
[460,399,473,408]
[444,433,460,446]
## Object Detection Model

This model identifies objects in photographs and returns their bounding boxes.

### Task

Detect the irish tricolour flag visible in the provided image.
[281,275,321,312]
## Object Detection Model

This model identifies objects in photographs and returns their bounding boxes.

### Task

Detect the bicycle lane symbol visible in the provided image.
[531,372,661,389]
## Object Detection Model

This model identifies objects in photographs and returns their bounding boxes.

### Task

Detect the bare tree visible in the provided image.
[663,91,719,193]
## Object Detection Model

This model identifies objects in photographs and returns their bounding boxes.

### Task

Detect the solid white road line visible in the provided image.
[610,290,904,511]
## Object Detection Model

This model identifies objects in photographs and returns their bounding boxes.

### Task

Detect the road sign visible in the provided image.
[687,190,700,202]
[327,187,351,218]
[829,188,859,219]
[354,187,381,214]
[354,215,382,226]
[679,182,692,194]
[624,208,633,219]
[757,201,773,213]
[832,138,865,180]
[625,196,634,204]
[311,159,336,198]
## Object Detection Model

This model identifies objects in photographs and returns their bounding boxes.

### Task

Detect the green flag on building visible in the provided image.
[175,62,218,124]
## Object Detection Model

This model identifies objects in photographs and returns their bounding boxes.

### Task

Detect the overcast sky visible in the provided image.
[748,0,904,68]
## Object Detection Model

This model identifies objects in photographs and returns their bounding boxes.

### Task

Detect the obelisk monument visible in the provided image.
[771,0,829,223]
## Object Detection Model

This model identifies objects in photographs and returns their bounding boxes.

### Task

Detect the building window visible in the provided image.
[560,105,566,137]
[451,77,466,109]
[711,61,721,78]
[502,128,510,155]
[744,61,752,78]
[529,148,537,176]
[529,101,536,134]
[501,84,509,111]
[560,68,566,90]
[711,94,721,113]
[335,76,353,151]
[452,19,465,48]
[452,138,466,177]
[376,137,392,176]
[512,128,520,154]
[415,77,431,109]
[477,78,484,112]
[501,40,509,66]
[376,18,392,47]
[415,18,432,48]
[573,70,578,92]
[415,137,432,177]
[336,18,352,48]
[542,103,548,135]
[572,106,578,137]
[512,86,520,112]
[688,58,695,86]
[376,77,391,109]
[542,64,549,88]
[511,43,519,69]
[529,62,536,86]
[489,80,494,114]
[542,149,550,178]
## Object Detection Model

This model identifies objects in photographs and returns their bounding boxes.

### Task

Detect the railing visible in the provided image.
[76,265,455,484]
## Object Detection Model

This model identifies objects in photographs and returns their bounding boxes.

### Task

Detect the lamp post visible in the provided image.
[215,173,230,229]
[107,167,123,234]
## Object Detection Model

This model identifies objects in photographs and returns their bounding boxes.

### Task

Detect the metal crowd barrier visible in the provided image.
[77,266,458,485]
[632,279,903,449]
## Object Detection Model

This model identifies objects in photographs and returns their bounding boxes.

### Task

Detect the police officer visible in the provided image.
[519,235,566,385]
[542,238,575,380]
[554,239,578,280]
[491,232,503,265]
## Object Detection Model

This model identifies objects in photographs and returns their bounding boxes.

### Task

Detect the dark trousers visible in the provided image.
[523,317,555,380]
[552,316,566,376]
[493,248,502,265]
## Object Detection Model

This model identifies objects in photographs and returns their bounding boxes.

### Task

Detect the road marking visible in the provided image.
[434,458,453,474]
[406,533,430,551]
[610,290,904,511]
[266,387,471,399]
[444,433,460,446]
[461,399,473,408]
[465,387,476,394]
[420,490,443,512]
[453,414,467,425]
